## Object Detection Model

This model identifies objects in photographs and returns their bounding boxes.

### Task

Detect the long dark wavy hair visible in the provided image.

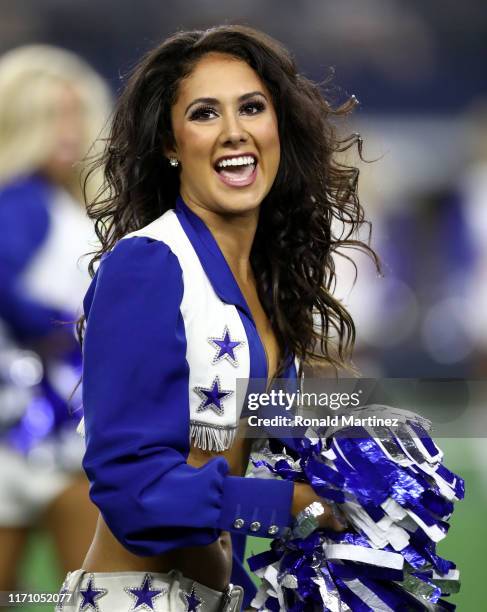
[79,25,380,375]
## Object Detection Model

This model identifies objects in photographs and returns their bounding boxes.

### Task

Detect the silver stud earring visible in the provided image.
[169,157,179,167]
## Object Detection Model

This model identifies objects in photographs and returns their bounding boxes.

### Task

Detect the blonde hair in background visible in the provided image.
[0,44,111,202]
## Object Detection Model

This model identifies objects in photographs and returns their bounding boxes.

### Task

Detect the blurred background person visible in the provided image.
[0,45,110,593]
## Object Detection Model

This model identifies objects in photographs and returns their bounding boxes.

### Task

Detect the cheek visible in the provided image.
[259,119,280,163]
[178,126,214,163]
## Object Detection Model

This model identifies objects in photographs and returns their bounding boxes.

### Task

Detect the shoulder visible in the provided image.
[108,208,199,283]
[84,210,194,317]
[99,234,183,289]
[123,208,191,257]
[83,233,183,316]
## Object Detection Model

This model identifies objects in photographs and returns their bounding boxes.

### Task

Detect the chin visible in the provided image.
[215,192,264,216]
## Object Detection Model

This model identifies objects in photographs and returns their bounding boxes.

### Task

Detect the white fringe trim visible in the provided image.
[190,422,237,451]
[77,416,236,452]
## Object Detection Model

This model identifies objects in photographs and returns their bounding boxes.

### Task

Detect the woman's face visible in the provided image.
[43,83,85,185]
[168,52,280,217]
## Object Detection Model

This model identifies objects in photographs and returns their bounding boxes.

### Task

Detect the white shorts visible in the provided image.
[0,446,75,527]
[57,569,244,611]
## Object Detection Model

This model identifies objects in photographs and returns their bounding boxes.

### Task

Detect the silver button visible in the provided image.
[267,525,279,535]
[233,518,244,529]
[250,521,261,532]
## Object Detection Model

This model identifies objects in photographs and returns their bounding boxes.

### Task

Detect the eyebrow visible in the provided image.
[184,91,268,115]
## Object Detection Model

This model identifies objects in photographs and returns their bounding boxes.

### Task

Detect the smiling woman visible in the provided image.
[60,25,378,611]
[167,54,280,212]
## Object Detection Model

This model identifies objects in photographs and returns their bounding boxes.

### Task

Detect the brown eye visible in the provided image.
[240,100,266,115]
[189,106,217,121]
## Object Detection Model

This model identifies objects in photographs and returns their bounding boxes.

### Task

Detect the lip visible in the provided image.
[214,164,257,188]
[213,153,258,188]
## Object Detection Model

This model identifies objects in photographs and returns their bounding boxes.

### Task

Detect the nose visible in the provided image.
[219,111,248,146]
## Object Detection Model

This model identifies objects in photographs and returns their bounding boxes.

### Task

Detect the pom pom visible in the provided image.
[248,405,464,611]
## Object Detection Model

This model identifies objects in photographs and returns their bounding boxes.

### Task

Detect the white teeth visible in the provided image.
[217,155,256,168]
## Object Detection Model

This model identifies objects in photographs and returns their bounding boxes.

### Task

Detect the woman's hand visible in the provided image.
[292,482,348,532]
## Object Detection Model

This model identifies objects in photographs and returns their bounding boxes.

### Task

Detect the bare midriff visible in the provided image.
[82,419,253,592]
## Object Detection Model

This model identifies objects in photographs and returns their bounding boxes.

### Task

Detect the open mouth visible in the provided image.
[214,154,258,186]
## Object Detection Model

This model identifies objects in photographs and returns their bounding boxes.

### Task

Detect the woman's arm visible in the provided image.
[0,177,75,344]
[82,236,296,556]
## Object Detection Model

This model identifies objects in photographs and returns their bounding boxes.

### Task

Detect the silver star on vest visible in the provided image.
[79,575,108,612]
[181,585,204,612]
[124,573,166,611]
[194,376,233,416]
[208,325,245,367]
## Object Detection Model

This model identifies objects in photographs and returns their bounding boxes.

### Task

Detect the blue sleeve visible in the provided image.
[0,176,72,339]
[82,236,293,556]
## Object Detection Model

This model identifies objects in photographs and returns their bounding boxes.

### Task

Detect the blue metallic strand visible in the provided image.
[248,410,462,611]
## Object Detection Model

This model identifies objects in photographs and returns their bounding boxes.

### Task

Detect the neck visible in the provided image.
[181,195,259,283]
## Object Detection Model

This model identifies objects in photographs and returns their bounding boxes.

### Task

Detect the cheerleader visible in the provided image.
[59,25,380,611]
[0,45,110,590]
